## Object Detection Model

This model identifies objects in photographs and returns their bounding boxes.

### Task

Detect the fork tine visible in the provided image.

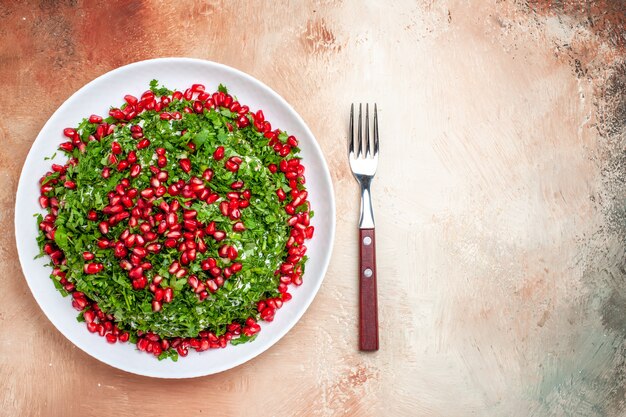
[349,103,355,155]
[357,103,363,157]
[373,103,379,156]
[365,103,370,157]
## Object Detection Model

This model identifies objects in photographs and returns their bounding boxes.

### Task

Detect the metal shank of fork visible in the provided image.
[358,176,375,229]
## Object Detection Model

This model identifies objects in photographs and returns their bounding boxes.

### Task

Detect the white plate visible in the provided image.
[14,58,336,378]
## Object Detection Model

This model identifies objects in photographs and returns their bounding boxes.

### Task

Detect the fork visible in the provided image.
[349,103,379,351]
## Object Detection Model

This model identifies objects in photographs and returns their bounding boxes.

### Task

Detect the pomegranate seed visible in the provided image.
[137,139,150,149]
[152,300,162,312]
[89,114,103,123]
[63,127,77,138]
[98,221,109,234]
[276,189,286,201]
[219,201,230,216]
[82,252,95,261]
[38,196,49,208]
[104,333,117,344]
[287,135,299,147]
[128,164,141,178]
[237,115,249,128]
[117,160,129,171]
[206,280,218,293]
[109,109,125,119]
[213,230,226,241]
[229,208,241,220]
[233,222,246,232]
[163,288,173,303]
[231,181,244,190]
[179,158,191,173]
[84,263,103,274]
[213,146,225,160]
[59,142,74,152]
[111,142,122,154]
[202,169,214,181]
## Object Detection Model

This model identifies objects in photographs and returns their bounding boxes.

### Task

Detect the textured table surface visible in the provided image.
[1,1,625,416]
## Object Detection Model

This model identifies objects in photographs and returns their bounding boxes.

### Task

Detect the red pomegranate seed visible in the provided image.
[287,135,299,147]
[117,160,129,171]
[233,222,246,232]
[179,158,191,173]
[237,115,249,128]
[276,189,286,201]
[229,208,241,220]
[202,169,214,181]
[212,231,226,241]
[111,142,122,154]
[84,263,103,274]
[213,146,225,160]
[231,262,243,272]
[59,142,74,152]
[137,139,150,149]
[152,300,162,312]
[206,279,218,293]
[82,252,95,261]
[163,287,173,303]
[129,164,141,178]
[63,127,76,138]
[231,181,244,190]
[98,221,109,234]
[88,114,103,123]
[109,109,125,119]
[219,201,230,216]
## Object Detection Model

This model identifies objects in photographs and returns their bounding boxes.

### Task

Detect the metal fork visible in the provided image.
[349,103,379,351]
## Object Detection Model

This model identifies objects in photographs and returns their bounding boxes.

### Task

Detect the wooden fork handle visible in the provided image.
[359,228,379,351]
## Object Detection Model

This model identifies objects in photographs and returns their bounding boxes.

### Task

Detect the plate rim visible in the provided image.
[14,57,336,378]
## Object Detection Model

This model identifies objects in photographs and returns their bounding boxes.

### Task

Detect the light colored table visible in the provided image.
[1,1,625,416]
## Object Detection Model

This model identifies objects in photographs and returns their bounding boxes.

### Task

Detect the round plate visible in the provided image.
[14,58,336,378]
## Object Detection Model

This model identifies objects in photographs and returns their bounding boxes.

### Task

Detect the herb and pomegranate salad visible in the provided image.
[35,81,313,360]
